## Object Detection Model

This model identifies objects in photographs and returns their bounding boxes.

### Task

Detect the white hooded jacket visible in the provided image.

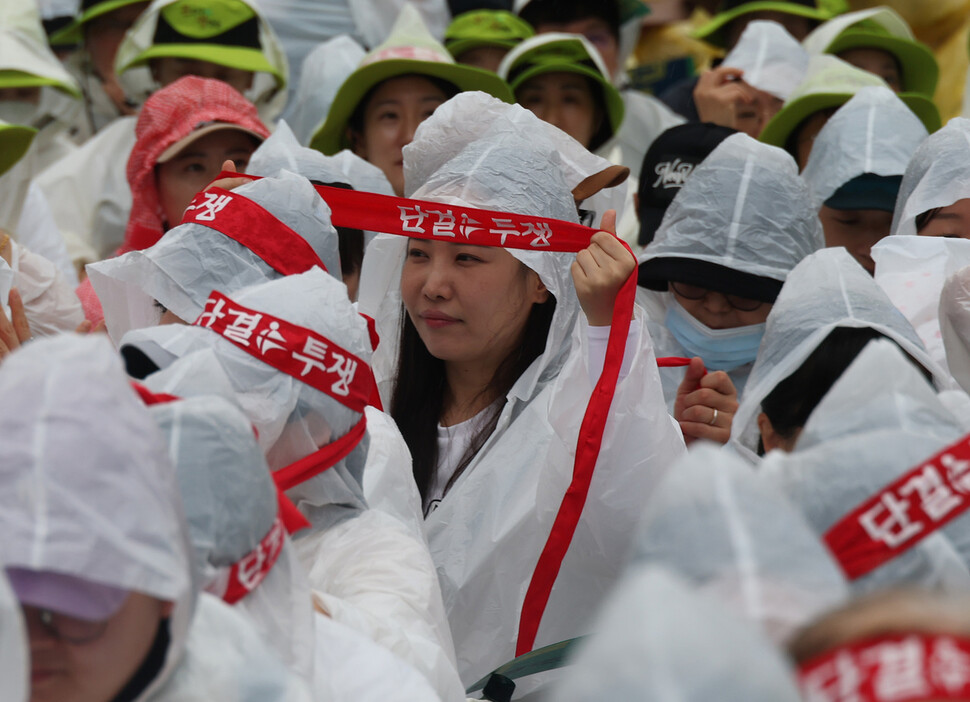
[358,92,685,690]
[0,569,27,702]
[0,333,310,702]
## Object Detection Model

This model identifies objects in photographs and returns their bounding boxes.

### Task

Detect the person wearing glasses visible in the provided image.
[637,132,823,445]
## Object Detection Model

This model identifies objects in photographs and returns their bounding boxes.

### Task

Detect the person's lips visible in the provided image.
[420,310,460,329]
[31,667,63,686]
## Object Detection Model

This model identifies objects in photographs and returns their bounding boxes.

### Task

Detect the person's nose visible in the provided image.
[702,290,733,315]
[421,257,454,300]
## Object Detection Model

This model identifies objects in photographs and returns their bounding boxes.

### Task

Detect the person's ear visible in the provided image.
[528,269,550,304]
[757,412,786,453]
[347,128,364,158]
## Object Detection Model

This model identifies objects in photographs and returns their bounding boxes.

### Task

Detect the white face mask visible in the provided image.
[664,296,767,371]
[0,101,40,129]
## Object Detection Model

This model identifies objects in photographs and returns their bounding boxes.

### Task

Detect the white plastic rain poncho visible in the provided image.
[760,339,970,595]
[551,566,802,702]
[802,85,927,206]
[131,269,464,702]
[631,442,849,644]
[0,1,81,232]
[283,36,365,147]
[148,394,316,683]
[88,170,341,344]
[1,237,84,337]
[732,247,945,459]
[721,20,809,101]
[871,236,970,379]
[891,117,970,238]
[113,0,289,122]
[637,132,824,404]
[0,333,311,702]
[0,569,27,702]
[941,265,970,396]
[357,91,685,690]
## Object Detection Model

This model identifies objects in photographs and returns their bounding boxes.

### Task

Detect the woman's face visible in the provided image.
[818,205,893,275]
[351,75,450,196]
[838,47,902,92]
[150,57,255,95]
[155,128,257,228]
[26,591,172,702]
[918,198,970,239]
[516,71,601,149]
[401,240,549,370]
[670,286,772,329]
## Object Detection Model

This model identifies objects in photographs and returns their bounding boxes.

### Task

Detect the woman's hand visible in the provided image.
[0,289,31,363]
[205,159,252,192]
[572,210,636,327]
[674,356,739,445]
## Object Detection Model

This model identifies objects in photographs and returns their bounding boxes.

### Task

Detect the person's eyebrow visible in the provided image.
[372,99,402,109]
[171,150,206,160]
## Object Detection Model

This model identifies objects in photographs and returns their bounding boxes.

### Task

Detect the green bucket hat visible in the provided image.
[0,70,82,99]
[498,33,625,143]
[693,0,848,48]
[49,0,147,47]
[114,0,286,89]
[445,10,534,59]
[759,54,939,149]
[0,120,37,177]
[310,5,514,156]
[802,8,937,97]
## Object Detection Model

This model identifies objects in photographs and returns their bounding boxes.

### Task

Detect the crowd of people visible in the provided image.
[3,0,970,699]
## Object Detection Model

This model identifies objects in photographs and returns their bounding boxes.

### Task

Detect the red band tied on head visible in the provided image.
[182,188,327,276]
[798,634,970,702]
[222,515,286,605]
[273,414,368,493]
[193,291,375,414]
[213,171,642,655]
[824,433,970,581]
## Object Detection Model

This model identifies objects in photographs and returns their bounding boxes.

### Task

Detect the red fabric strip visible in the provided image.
[272,415,368,493]
[824,433,970,580]
[223,515,287,605]
[656,356,692,367]
[798,634,970,702]
[182,187,326,276]
[193,291,375,414]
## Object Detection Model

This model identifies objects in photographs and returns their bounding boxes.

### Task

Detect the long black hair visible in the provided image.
[390,282,556,508]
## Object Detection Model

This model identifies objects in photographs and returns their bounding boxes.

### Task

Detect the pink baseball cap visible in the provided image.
[6,568,129,621]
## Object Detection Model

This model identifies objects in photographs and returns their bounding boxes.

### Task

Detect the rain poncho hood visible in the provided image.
[759,54,939,150]
[284,35,365,148]
[361,91,628,399]
[802,6,938,97]
[3,238,84,338]
[760,339,970,594]
[356,90,684,688]
[310,5,515,155]
[941,264,970,396]
[129,268,371,523]
[890,117,970,238]
[110,75,269,257]
[0,333,196,699]
[0,569,27,702]
[552,566,803,702]
[721,20,809,101]
[801,85,927,206]
[732,247,942,458]
[871,236,970,379]
[114,0,289,119]
[88,169,339,345]
[150,394,316,684]
[631,442,849,643]
[638,132,823,287]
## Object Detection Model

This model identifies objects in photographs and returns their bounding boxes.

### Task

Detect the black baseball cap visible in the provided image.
[637,122,736,246]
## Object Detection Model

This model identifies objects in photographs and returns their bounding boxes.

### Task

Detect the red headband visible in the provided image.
[222,514,286,605]
[194,291,375,414]
[798,634,970,702]
[211,171,688,655]
[824,433,970,580]
[181,188,327,276]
